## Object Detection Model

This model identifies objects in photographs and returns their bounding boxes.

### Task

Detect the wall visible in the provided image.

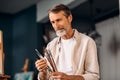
[0,5,41,80]
[12,5,38,80]
[96,15,120,80]
[36,0,87,22]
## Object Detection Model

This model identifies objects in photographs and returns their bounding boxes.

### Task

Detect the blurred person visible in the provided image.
[35,4,99,80]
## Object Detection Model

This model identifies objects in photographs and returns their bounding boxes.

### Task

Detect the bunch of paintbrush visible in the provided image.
[35,49,57,72]
[44,49,57,72]
[35,49,52,72]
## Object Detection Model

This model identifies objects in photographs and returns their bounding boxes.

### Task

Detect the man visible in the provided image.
[35,4,99,80]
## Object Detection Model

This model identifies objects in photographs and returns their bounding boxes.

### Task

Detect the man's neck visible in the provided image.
[61,29,74,40]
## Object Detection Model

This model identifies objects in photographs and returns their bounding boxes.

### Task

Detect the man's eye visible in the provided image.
[56,19,61,22]
[51,21,54,24]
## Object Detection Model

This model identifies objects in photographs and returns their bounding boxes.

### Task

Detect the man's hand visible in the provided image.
[35,58,49,80]
[51,72,85,80]
[35,58,48,72]
[51,72,70,80]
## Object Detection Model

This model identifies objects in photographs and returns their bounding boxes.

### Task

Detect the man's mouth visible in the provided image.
[56,28,67,37]
[56,28,64,31]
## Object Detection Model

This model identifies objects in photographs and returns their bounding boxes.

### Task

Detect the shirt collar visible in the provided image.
[57,29,80,44]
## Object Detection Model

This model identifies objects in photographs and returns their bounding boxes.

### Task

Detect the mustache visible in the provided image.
[55,27,65,31]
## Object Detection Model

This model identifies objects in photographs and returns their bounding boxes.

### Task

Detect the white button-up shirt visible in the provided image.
[38,29,99,80]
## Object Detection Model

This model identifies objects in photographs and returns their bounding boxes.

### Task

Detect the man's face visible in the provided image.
[49,11,72,37]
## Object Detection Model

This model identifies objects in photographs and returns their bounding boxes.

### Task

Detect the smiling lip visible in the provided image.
[56,28,64,31]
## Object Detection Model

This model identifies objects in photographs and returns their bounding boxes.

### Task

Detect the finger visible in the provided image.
[51,72,68,80]
[35,58,46,65]
[52,72,61,76]
[36,60,47,66]
[52,75,61,79]
[35,59,47,71]
[38,64,47,71]
[36,62,47,71]
[35,59,47,67]
[51,72,62,79]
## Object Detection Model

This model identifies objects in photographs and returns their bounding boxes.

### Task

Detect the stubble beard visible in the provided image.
[56,29,67,37]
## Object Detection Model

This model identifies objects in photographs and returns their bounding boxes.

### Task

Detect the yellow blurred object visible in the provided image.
[0,30,4,75]
[22,58,29,72]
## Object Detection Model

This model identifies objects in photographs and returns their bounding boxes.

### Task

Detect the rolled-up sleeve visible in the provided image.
[82,38,100,80]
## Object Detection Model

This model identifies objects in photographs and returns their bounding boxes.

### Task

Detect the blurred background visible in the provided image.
[0,0,119,80]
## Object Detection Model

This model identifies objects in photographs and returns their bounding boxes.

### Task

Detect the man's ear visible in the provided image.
[68,14,73,22]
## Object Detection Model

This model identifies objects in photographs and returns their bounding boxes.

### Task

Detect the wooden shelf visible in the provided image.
[0,74,10,80]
